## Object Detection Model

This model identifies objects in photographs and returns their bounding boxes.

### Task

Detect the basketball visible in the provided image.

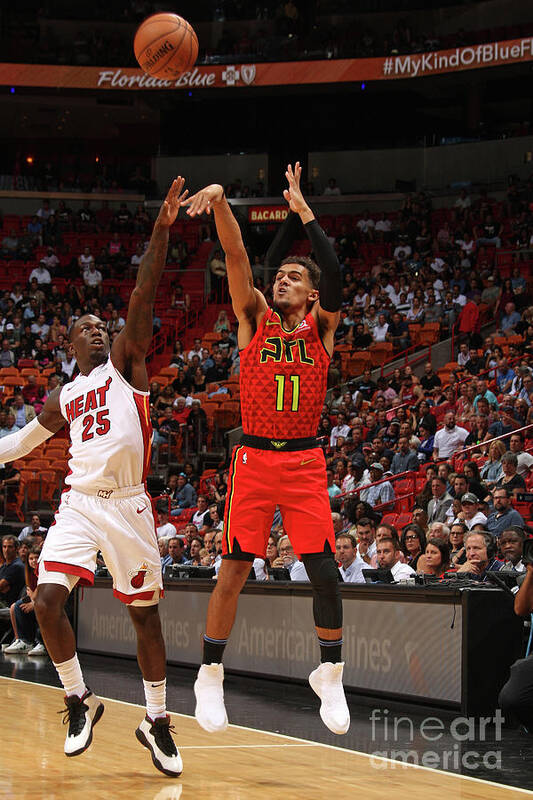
[133,13,198,80]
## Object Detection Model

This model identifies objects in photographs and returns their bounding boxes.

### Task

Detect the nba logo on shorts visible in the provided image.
[242,451,247,464]
[128,562,153,589]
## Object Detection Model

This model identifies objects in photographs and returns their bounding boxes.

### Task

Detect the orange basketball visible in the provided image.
[134,13,198,80]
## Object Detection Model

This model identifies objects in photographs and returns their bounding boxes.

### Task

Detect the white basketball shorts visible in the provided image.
[38,485,163,606]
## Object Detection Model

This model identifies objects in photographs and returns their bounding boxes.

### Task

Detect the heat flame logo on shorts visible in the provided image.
[128,562,152,589]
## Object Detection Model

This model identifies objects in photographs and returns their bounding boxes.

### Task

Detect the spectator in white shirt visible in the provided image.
[457,342,470,368]
[458,493,487,530]
[192,495,210,529]
[356,211,375,239]
[78,246,94,271]
[393,242,412,262]
[29,262,52,285]
[356,517,376,566]
[451,285,467,307]
[60,354,77,379]
[373,313,389,342]
[323,178,341,196]
[335,533,365,583]
[375,213,391,237]
[156,505,176,539]
[376,537,416,580]
[509,432,533,477]
[330,412,350,447]
[433,411,469,459]
[188,337,203,361]
[83,263,103,289]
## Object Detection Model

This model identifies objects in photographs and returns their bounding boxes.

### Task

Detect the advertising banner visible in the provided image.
[0,38,531,90]
[248,205,289,223]
[77,585,462,704]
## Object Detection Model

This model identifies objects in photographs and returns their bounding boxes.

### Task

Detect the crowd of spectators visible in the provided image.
[4,2,530,67]
[0,181,531,658]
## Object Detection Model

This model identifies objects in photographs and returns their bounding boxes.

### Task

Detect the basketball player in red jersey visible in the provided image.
[0,180,189,775]
[186,163,349,735]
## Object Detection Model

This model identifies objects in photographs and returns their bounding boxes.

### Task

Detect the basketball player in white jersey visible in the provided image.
[0,178,189,777]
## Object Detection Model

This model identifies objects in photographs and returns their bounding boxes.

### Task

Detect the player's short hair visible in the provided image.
[279,256,321,290]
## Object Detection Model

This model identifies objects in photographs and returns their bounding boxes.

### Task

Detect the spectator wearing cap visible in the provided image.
[170,473,197,516]
[391,435,419,474]
[361,463,395,510]
[156,504,176,539]
[458,493,488,530]
[499,527,526,572]
[494,452,527,496]
[486,487,525,537]
[480,275,500,308]
[432,411,469,459]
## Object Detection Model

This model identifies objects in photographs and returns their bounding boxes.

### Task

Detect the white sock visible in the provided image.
[53,654,87,698]
[143,678,166,720]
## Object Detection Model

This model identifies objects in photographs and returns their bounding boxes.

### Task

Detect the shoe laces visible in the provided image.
[58,695,88,737]
[151,718,178,757]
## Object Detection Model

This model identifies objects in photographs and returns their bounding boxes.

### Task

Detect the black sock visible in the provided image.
[318,637,343,664]
[202,634,227,665]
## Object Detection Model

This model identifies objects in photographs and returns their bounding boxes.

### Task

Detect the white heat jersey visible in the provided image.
[59,357,151,493]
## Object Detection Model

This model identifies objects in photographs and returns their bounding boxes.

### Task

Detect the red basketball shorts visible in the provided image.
[222,444,335,560]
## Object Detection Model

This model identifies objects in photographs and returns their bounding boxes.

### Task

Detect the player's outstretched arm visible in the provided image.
[283,162,341,354]
[0,387,65,465]
[113,178,189,374]
[186,184,267,325]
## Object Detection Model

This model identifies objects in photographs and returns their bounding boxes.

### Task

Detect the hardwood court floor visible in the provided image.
[0,676,530,800]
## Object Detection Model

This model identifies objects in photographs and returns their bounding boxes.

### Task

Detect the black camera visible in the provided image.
[522,538,533,566]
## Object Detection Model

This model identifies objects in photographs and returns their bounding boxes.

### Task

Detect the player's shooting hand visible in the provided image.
[185,184,224,217]
[156,177,189,228]
[283,162,309,215]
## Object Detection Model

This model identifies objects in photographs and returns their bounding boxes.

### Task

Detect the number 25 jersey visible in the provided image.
[239,307,330,439]
[59,358,152,492]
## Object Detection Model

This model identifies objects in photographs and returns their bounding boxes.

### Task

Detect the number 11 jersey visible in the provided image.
[239,307,330,439]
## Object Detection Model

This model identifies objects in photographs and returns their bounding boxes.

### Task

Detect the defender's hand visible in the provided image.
[283,162,310,215]
[155,177,189,228]
[186,184,224,216]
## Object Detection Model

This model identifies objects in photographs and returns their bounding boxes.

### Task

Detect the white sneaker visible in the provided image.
[194,663,228,733]
[28,642,47,656]
[2,638,20,652]
[308,662,350,735]
[135,714,183,777]
[4,639,33,654]
[61,689,105,757]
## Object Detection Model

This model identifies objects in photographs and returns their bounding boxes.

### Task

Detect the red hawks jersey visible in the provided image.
[240,307,330,438]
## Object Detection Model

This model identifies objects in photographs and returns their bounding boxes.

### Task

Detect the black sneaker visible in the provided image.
[58,689,104,757]
[135,714,183,777]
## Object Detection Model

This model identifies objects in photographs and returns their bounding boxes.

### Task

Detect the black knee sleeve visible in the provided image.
[302,553,342,630]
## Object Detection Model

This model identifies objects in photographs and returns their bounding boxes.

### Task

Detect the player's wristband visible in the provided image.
[0,417,53,464]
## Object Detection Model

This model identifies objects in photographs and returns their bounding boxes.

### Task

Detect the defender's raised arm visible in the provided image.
[113,178,189,370]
